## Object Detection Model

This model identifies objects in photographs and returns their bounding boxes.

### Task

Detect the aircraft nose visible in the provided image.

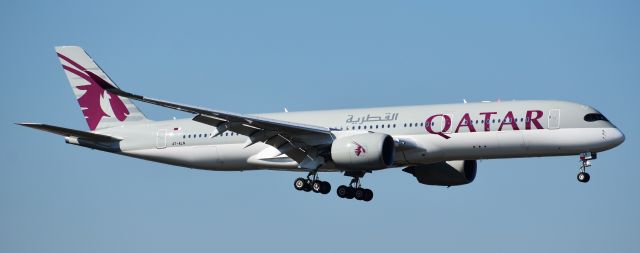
[607,128,625,147]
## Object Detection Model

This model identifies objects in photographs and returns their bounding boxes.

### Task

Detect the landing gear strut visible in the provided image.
[336,171,373,202]
[294,171,331,194]
[577,152,596,183]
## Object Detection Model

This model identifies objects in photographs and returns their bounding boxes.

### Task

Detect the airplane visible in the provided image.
[18,46,625,202]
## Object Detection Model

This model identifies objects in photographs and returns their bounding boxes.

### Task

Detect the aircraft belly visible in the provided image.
[521,128,615,155]
[123,144,261,171]
[403,128,615,163]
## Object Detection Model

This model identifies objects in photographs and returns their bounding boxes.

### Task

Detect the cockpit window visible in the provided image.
[584,113,609,122]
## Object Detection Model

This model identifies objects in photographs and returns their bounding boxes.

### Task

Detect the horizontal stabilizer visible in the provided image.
[16,123,121,142]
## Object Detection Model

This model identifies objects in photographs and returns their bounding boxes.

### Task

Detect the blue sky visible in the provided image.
[1,0,638,252]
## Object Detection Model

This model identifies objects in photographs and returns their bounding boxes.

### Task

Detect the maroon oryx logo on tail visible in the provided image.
[353,142,366,156]
[57,53,130,130]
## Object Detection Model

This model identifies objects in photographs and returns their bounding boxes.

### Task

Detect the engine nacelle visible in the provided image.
[331,133,395,170]
[403,160,477,186]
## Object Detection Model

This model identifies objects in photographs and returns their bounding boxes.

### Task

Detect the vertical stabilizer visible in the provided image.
[55,46,150,131]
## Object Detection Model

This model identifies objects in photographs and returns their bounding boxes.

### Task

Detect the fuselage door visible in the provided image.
[156,129,167,149]
[548,109,560,129]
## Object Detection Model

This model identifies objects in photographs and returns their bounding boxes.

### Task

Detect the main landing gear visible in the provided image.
[336,171,373,202]
[577,152,597,183]
[293,171,331,194]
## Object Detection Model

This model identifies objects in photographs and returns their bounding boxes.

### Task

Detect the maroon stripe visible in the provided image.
[63,65,92,83]
[57,53,86,71]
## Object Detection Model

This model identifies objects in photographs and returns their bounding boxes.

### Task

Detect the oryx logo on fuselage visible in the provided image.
[353,141,366,156]
[57,53,129,130]
[425,110,545,139]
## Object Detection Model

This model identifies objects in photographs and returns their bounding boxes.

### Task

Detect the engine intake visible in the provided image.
[403,160,477,186]
[331,133,395,170]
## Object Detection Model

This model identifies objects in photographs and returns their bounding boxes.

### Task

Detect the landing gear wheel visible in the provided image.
[320,181,331,194]
[363,189,373,202]
[302,182,312,192]
[345,187,355,199]
[336,185,349,198]
[337,172,375,201]
[354,188,366,200]
[312,181,323,193]
[577,172,590,183]
[294,178,306,191]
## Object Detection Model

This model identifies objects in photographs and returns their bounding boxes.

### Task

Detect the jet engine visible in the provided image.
[331,133,395,170]
[403,160,477,186]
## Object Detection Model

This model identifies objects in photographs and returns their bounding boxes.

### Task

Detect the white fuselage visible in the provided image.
[91,100,624,172]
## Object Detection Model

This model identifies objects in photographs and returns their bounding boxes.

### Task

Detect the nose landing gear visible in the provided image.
[577,152,597,183]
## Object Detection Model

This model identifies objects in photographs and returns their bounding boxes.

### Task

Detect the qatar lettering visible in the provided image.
[425,110,544,139]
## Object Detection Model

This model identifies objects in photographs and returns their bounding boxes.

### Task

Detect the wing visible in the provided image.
[89,70,334,169]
